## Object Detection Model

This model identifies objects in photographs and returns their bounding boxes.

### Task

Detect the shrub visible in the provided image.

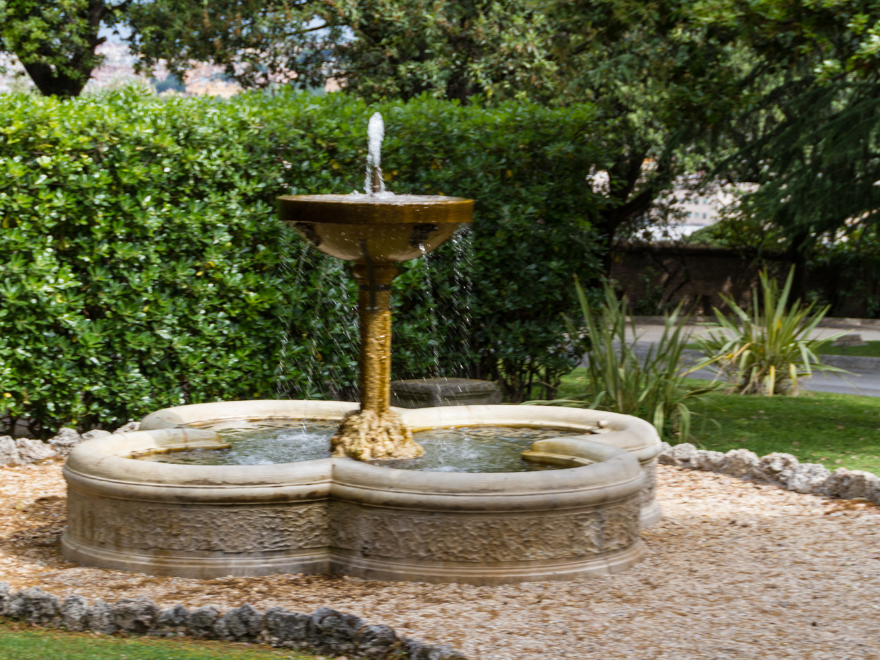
[528,279,716,440]
[694,268,843,395]
[0,88,603,435]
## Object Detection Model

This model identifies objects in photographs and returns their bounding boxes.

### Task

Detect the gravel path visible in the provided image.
[1,462,879,659]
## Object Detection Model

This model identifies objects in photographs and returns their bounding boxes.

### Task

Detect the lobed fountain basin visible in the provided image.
[62,401,662,585]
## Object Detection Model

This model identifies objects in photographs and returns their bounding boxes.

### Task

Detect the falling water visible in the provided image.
[275,233,358,402]
[451,226,475,375]
[275,236,312,400]
[418,244,443,378]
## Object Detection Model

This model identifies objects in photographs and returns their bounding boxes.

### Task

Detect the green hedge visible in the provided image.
[0,88,604,436]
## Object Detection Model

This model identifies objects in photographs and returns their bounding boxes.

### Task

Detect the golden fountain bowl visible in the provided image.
[278,194,473,263]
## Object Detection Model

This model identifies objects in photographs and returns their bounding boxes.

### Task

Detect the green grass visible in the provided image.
[0,621,316,660]
[557,369,880,473]
[815,340,880,357]
[685,340,880,357]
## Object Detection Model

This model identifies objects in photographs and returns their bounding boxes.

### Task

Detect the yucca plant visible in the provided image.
[694,267,844,396]
[528,278,718,440]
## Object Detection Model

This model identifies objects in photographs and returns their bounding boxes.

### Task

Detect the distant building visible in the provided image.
[668,187,735,236]
[587,165,738,240]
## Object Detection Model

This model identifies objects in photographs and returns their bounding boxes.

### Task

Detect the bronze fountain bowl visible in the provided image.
[277,194,473,263]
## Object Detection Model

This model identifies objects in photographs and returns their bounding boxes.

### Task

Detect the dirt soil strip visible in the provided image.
[1,462,879,660]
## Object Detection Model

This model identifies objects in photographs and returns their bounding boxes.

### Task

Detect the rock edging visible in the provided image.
[658,442,880,504]
[0,583,466,659]
[0,422,140,466]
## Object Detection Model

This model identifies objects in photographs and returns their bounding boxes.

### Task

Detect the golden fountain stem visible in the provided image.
[330,260,422,462]
[351,262,397,415]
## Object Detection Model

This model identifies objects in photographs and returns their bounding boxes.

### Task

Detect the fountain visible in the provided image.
[276,114,472,460]
[61,114,663,584]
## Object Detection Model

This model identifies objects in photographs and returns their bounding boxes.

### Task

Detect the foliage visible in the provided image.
[702,0,880,268]
[324,0,557,103]
[127,0,345,91]
[0,88,603,434]
[529,279,716,440]
[127,1,756,263]
[0,0,127,96]
[694,268,843,396]
[332,0,762,263]
[129,1,880,269]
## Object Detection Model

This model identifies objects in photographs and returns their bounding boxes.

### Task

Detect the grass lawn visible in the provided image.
[556,369,880,474]
[815,340,880,357]
[0,621,316,660]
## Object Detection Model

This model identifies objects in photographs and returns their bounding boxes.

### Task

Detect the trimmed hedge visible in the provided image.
[0,88,604,435]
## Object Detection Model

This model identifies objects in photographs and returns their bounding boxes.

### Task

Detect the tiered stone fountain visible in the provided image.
[62,115,661,584]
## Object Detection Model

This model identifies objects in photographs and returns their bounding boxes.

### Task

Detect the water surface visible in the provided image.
[139,420,586,472]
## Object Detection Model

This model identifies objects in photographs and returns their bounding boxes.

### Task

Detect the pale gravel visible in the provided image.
[2,462,879,659]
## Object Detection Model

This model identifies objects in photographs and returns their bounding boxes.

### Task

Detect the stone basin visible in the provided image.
[62,402,662,585]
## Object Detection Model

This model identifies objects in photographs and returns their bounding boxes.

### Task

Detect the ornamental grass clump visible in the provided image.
[694,267,844,396]
[529,279,717,440]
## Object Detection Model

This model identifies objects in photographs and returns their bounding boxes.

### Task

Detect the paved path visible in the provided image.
[631,323,880,398]
[629,323,880,344]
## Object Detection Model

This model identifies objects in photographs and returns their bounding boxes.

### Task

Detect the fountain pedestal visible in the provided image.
[352,263,397,416]
[330,263,421,460]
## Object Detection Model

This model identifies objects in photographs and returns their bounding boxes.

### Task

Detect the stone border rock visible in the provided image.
[0,422,140,466]
[658,442,880,504]
[0,583,466,659]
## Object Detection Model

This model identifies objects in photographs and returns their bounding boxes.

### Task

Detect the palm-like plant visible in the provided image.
[528,278,717,440]
[694,267,844,395]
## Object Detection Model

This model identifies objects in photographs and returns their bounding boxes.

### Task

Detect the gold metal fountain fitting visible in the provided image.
[278,193,474,461]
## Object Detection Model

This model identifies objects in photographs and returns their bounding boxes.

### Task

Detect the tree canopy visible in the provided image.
[707,1,880,244]
[5,0,880,280]
[0,0,127,96]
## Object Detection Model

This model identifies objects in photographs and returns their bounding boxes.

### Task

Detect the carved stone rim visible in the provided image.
[65,425,645,511]
[138,400,663,463]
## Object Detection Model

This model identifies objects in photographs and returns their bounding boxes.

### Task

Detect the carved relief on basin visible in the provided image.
[62,401,661,585]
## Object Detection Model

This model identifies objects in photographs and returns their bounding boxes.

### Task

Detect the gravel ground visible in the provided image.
[1,461,879,659]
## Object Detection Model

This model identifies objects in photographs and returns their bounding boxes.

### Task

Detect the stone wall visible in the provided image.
[611,243,880,318]
[610,244,787,314]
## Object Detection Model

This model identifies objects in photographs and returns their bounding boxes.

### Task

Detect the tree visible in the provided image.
[699,0,880,299]
[0,0,340,96]
[97,1,747,272]
[0,0,127,96]
[9,0,844,282]
[126,0,343,90]
[328,0,756,269]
